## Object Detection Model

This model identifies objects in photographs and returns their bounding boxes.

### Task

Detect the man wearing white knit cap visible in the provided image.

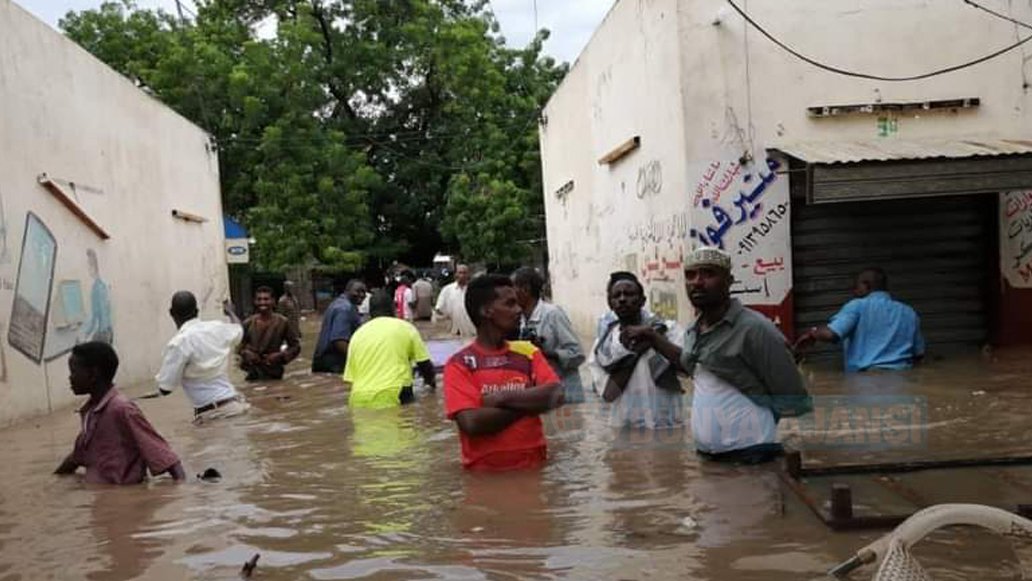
[622,246,811,464]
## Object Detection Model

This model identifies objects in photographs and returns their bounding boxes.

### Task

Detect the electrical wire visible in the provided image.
[962,0,1032,32]
[726,0,1032,81]
[220,115,542,144]
[171,0,197,20]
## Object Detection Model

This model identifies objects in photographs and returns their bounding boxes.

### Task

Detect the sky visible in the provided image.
[15,0,613,64]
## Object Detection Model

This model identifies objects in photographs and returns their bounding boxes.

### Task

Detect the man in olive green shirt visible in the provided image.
[623,247,811,464]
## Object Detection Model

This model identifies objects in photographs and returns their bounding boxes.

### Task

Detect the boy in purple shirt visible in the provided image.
[55,342,185,485]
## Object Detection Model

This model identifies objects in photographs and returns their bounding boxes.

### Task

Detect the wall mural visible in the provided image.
[43,248,115,361]
[6,208,117,365]
[83,249,112,344]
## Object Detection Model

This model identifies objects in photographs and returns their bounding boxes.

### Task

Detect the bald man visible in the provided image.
[312,280,368,373]
[154,292,250,424]
[795,267,925,372]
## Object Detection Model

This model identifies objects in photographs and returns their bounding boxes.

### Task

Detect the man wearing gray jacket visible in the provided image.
[512,267,586,403]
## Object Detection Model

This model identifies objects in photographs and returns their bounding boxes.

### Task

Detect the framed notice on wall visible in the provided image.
[8,213,57,363]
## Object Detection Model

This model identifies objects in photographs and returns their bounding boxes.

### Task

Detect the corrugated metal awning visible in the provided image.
[771,138,1032,165]
[768,138,1032,203]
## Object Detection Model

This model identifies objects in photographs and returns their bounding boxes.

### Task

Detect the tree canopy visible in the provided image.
[61,0,567,271]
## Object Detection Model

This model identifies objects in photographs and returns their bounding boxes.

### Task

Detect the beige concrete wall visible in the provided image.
[0,0,228,425]
[542,0,1032,338]
[541,0,689,339]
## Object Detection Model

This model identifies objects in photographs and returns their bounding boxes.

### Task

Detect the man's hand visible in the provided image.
[620,325,658,354]
[167,462,186,481]
[241,349,261,365]
[224,300,242,325]
[54,455,78,475]
[793,329,817,351]
[793,326,839,354]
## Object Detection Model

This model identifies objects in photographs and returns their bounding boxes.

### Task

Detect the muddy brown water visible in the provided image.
[1,319,1031,579]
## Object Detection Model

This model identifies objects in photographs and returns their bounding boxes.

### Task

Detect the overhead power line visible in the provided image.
[725,0,1032,81]
[962,0,1032,31]
[172,0,197,20]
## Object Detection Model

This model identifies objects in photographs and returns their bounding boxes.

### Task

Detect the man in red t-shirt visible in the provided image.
[444,274,564,471]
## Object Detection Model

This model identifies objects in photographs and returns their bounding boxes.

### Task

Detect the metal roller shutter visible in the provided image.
[792,194,993,361]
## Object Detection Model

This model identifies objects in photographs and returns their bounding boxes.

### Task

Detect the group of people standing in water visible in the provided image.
[56,242,930,482]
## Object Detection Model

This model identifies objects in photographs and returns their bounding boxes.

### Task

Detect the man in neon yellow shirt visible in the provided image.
[345,291,437,409]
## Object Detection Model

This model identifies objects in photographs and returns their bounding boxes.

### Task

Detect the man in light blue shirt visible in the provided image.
[795,268,925,372]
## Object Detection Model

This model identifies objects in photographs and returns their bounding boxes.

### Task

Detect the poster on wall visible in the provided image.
[8,213,57,362]
[623,151,794,333]
[225,238,250,264]
[1001,190,1032,288]
[688,156,792,297]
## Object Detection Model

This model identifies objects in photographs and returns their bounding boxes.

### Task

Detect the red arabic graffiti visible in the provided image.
[1005,191,1032,219]
[692,161,742,208]
[640,246,685,284]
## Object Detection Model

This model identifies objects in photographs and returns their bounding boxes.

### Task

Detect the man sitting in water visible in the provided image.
[344,290,437,409]
[624,247,811,464]
[55,342,185,484]
[443,274,564,471]
[794,267,925,372]
[154,292,251,424]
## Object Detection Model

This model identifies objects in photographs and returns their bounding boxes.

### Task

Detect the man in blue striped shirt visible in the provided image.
[795,268,925,372]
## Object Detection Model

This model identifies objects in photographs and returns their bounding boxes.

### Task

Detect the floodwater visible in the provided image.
[2,319,1032,580]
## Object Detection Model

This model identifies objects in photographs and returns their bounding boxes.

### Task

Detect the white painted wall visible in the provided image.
[541,0,689,338]
[0,0,228,425]
[542,0,1032,338]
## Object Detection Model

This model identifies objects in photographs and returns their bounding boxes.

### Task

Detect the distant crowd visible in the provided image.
[55,247,926,483]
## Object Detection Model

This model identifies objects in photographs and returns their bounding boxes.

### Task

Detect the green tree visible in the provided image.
[60,0,566,271]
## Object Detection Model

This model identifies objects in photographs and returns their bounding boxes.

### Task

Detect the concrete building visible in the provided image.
[540,0,1032,359]
[0,0,228,425]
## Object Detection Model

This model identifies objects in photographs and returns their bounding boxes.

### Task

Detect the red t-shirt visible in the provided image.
[444,340,560,471]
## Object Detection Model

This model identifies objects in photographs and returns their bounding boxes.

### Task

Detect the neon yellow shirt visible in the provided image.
[344,317,431,409]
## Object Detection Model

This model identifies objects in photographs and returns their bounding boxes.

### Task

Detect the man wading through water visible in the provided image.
[622,247,812,464]
[444,275,565,471]
[154,292,251,424]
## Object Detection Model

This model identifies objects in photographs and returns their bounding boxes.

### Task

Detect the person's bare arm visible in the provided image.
[332,339,349,356]
[223,300,242,325]
[453,408,524,436]
[793,325,840,350]
[281,324,302,363]
[482,383,563,414]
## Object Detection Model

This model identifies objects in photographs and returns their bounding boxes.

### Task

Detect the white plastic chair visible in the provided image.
[830,504,1032,579]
